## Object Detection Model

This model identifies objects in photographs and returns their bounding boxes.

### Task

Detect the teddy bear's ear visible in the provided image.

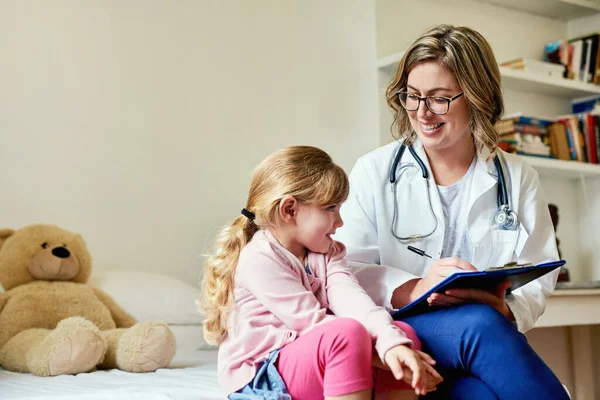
[0,228,16,250]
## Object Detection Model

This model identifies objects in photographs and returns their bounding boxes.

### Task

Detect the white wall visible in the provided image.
[568,12,600,38]
[376,0,566,62]
[0,0,378,286]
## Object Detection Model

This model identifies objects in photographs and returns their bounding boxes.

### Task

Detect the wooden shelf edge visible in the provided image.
[499,67,600,96]
[520,155,600,178]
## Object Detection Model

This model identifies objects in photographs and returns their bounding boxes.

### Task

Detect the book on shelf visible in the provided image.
[544,33,600,85]
[544,39,570,67]
[572,96,600,114]
[496,114,554,157]
[497,123,550,135]
[499,134,551,156]
[547,123,571,161]
[581,113,597,164]
[496,112,600,165]
[569,33,599,84]
[570,40,584,81]
[516,152,555,159]
[550,113,600,164]
[567,117,585,162]
[500,112,554,125]
[500,58,565,78]
[495,113,554,135]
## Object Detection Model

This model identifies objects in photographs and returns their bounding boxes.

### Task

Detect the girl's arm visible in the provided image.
[325,242,414,362]
[237,251,335,335]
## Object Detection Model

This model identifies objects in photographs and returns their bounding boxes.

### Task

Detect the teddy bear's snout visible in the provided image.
[52,247,70,259]
[27,246,80,280]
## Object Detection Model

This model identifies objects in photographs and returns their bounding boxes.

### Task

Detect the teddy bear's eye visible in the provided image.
[41,242,48,249]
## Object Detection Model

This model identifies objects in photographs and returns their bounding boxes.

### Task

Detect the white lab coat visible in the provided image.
[335,140,560,333]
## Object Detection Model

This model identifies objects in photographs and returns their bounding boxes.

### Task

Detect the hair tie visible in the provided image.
[241,208,256,221]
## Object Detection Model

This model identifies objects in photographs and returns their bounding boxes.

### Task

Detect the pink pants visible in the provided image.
[276,318,420,398]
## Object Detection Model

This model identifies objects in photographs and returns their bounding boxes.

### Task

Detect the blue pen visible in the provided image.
[407,245,439,260]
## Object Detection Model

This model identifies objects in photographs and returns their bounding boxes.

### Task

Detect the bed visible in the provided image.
[0,271,227,400]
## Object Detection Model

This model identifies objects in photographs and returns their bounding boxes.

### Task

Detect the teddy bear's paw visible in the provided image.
[116,322,176,373]
[29,317,107,376]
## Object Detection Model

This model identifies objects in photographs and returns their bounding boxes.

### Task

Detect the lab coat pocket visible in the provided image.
[491,227,524,266]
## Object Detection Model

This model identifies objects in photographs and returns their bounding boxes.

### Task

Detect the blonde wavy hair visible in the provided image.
[200,146,349,345]
[386,24,504,159]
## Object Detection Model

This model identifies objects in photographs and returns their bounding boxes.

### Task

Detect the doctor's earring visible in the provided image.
[493,205,519,231]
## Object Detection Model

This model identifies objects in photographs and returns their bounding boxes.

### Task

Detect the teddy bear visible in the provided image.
[0,224,176,376]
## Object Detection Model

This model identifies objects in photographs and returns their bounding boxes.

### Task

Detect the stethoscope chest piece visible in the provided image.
[493,205,519,231]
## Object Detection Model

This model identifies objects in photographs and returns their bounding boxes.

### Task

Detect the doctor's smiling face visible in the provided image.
[405,61,471,153]
[386,25,504,159]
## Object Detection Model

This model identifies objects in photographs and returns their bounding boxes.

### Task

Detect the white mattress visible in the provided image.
[0,325,226,400]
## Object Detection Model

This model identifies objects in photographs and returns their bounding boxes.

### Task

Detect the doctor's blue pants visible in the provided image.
[402,303,570,400]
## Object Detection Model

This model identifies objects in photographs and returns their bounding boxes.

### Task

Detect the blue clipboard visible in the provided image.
[391,260,566,320]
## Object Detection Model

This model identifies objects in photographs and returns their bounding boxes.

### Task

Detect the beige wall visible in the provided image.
[0,0,378,286]
[568,12,600,38]
[375,0,566,62]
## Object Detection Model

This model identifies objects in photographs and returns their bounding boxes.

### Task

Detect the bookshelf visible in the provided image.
[475,0,600,21]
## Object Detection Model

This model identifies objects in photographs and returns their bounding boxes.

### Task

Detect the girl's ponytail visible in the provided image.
[201,214,257,345]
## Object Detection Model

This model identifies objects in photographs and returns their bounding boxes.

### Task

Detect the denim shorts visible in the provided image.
[228,350,291,400]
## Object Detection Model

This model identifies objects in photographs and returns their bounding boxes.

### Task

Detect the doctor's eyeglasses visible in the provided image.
[397,90,464,115]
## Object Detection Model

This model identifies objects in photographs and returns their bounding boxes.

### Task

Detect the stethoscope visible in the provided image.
[389,143,519,242]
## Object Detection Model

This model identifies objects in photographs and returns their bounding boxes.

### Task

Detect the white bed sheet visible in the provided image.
[0,325,227,400]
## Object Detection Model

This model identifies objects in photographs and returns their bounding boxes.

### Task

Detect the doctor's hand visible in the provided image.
[392,258,477,309]
[417,257,478,293]
[429,280,515,321]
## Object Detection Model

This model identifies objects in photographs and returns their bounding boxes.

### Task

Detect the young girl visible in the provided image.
[201,146,442,399]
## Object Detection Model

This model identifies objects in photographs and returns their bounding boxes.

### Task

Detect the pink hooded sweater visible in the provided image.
[217,229,413,394]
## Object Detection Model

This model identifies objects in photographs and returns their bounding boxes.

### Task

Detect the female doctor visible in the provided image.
[335,25,569,399]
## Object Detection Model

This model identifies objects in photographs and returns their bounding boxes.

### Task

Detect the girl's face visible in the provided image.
[405,61,471,153]
[294,203,344,255]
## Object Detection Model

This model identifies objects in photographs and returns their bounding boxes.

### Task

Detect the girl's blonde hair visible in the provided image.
[200,146,349,345]
[386,24,504,159]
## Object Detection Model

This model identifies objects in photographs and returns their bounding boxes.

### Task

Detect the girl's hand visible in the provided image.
[407,350,444,390]
[383,345,443,395]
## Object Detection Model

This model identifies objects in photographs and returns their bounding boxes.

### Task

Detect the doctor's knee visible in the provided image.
[458,303,515,336]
